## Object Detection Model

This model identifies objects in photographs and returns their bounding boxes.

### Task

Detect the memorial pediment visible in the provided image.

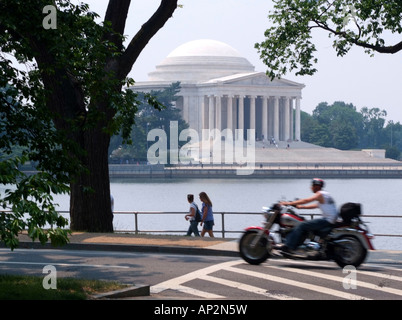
[205,72,303,88]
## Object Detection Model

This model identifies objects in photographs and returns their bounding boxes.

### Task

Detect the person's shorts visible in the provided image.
[203,220,214,231]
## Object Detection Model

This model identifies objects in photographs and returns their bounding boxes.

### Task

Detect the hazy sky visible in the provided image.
[85,0,402,122]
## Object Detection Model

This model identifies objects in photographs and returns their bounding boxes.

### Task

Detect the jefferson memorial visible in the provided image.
[132,39,304,142]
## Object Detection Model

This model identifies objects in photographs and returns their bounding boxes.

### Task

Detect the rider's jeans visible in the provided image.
[286,218,333,250]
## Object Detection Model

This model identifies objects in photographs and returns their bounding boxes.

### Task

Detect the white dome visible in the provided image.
[167,39,242,58]
[148,39,255,82]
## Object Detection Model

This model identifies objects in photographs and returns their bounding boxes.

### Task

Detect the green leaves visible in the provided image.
[0,0,125,248]
[0,168,70,250]
[301,101,401,154]
[109,82,187,162]
[256,0,402,78]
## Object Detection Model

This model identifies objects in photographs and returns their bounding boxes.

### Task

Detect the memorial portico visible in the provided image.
[192,90,302,141]
[132,39,304,142]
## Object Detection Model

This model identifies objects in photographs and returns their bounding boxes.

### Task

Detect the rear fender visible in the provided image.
[244,226,269,235]
[331,227,374,250]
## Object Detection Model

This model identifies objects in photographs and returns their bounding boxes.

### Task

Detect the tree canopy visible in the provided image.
[301,101,401,159]
[256,0,402,79]
[0,0,178,248]
[109,82,188,163]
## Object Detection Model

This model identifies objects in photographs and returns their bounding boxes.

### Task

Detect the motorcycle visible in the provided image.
[239,202,374,268]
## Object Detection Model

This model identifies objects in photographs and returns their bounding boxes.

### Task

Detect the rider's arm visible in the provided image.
[297,203,319,209]
[282,192,323,207]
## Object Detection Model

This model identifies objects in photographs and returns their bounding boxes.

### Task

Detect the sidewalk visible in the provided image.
[16,232,240,257]
[14,232,402,265]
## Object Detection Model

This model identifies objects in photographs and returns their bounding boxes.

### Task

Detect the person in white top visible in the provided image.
[280,178,338,252]
[185,194,200,236]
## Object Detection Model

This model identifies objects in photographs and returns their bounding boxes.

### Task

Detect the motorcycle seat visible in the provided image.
[333,221,351,228]
[315,221,352,238]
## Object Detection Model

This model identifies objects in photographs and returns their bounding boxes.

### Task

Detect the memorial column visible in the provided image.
[262,96,268,141]
[284,97,290,141]
[249,95,256,132]
[208,95,215,130]
[295,97,301,141]
[237,95,244,139]
[289,98,294,141]
[226,95,233,132]
[216,95,222,131]
[201,95,207,131]
[273,96,279,141]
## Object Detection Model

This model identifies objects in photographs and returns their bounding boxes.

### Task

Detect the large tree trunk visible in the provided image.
[69,127,113,232]
[45,0,178,233]
[2,0,178,233]
[66,0,178,232]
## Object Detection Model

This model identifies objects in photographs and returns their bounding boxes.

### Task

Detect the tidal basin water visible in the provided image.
[48,178,402,251]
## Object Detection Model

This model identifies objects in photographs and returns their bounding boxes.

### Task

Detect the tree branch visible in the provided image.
[104,0,131,51]
[117,0,178,80]
[355,40,402,54]
[311,19,402,54]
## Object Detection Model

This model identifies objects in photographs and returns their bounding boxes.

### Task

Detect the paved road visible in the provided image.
[152,258,402,300]
[1,248,401,300]
[0,248,233,286]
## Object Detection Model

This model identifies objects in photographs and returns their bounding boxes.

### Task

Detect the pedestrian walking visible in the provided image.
[185,194,200,236]
[199,192,214,237]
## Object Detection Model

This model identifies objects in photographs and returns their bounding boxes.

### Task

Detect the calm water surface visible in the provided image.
[3,178,402,250]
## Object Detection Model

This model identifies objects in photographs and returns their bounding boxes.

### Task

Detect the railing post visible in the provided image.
[221,212,225,238]
[135,212,138,235]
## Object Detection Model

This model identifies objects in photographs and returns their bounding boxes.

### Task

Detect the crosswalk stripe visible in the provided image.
[226,266,371,300]
[151,258,402,299]
[266,265,402,297]
[199,274,301,300]
[357,270,402,283]
[151,282,225,299]
[173,284,225,299]
[151,260,242,298]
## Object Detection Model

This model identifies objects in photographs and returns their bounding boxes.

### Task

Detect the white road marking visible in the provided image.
[199,274,301,300]
[266,265,402,297]
[151,260,242,298]
[357,269,402,283]
[150,257,402,299]
[171,284,224,299]
[226,266,371,300]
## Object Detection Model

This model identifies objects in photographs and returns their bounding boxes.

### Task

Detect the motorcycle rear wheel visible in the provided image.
[333,235,367,268]
[239,230,270,265]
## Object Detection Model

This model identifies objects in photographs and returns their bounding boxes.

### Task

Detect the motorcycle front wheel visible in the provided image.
[333,235,367,268]
[239,230,270,265]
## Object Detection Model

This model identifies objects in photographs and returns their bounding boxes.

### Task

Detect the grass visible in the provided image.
[0,274,128,300]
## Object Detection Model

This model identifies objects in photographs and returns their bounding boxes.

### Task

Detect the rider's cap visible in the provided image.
[311,178,324,188]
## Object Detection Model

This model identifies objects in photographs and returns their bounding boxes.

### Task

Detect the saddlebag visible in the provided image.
[340,202,361,224]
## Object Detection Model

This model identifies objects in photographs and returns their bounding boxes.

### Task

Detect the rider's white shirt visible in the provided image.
[317,191,338,224]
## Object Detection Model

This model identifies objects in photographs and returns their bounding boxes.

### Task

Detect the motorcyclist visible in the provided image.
[279,178,338,254]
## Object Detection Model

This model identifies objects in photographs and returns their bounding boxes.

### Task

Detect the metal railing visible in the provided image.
[2,210,402,240]
[110,211,402,239]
